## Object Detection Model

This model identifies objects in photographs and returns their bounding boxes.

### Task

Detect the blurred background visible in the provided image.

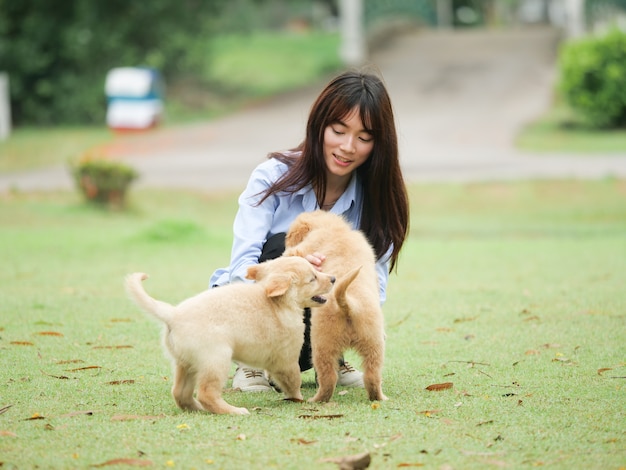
[1,0,625,129]
[1,0,625,190]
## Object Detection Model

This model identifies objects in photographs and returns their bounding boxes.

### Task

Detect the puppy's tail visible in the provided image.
[334,266,362,312]
[125,273,175,325]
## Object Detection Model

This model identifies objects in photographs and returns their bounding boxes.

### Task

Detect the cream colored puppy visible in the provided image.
[284,210,387,403]
[125,256,335,415]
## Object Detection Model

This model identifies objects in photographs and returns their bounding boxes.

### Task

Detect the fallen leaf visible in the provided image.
[597,368,613,375]
[24,413,45,420]
[10,341,34,346]
[454,316,477,323]
[398,464,424,468]
[56,359,84,364]
[58,411,95,418]
[236,433,246,441]
[92,458,153,467]
[425,382,453,392]
[283,397,304,403]
[417,410,441,417]
[291,437,317,445]
[67,366,102,372]
[298,414,344,420]
[477,420,494,426]
[41,369,70,380]
[320,451,371,469]
[36,331,64,337]
[525,350,541,356]
[106,380,135,385]
[111,415,164,421]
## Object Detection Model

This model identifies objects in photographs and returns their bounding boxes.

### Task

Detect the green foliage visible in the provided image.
[558,28,626,128]
[0,0,225,126]
[69,156,138,207]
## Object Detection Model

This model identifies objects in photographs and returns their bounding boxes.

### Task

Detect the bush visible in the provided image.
[70,155,138,208]
[558,28,626,128]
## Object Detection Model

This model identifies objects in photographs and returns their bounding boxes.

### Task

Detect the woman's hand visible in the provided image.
[305,252,326,271]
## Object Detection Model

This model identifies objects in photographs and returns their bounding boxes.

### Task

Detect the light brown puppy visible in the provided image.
[284,210,387,402]
[125,256,335,415]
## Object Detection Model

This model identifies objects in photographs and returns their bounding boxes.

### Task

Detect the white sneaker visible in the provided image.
[232,366,273,392]
[337,361,364,388]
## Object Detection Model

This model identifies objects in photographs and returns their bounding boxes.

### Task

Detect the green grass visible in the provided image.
[0,127,113,173]
[516,101,626,154]
[1,180,625,469]
[207,31,341,96]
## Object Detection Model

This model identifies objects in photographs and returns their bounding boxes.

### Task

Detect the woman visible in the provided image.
[210,70,410,392]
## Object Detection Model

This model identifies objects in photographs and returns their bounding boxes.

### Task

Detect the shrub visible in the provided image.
[70,155,138,208]
[558,28,626,129]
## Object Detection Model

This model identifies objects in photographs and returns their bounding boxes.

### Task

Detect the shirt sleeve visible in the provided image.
[209,161,283,287]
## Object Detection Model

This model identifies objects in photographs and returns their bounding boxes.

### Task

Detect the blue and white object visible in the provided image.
[105,67,164,130]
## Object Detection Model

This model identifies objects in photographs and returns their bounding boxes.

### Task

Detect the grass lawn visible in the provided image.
[516,102,626,154]
[1,180,625,469]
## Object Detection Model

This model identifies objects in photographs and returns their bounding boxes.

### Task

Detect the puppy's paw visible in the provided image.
[231,407,250,415]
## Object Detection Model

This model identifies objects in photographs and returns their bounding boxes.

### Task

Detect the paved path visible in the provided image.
[1,27,625,193]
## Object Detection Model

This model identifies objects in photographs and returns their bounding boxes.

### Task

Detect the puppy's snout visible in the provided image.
[330,276,336,284]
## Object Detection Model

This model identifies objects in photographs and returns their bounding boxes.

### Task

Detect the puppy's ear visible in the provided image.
[285,220,311,247]
[264,273,291,298]
[246,265,261,281]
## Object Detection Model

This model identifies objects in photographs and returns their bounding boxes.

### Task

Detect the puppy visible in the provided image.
[125,256,335,415]
[284,210,387,403]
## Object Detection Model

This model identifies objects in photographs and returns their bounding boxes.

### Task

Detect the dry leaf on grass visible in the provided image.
[41,369,70,380]
[320,451,371,469]
[66,366,102,372]
[36,331,64,337]
[597,368,612,375]
[10,341,34,346]
[106,380,135,385]
[58,410,95,418]
[425,382,453,392]
[298,414,344,420]
[111,415,164,421]
[417,409,441,417]
[92,458,152,467]
[291,437,317,445]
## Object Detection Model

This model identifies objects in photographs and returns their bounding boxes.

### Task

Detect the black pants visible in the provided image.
[259,233,313,372]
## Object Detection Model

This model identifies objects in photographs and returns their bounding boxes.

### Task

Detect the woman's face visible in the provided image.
[323,108,374,179]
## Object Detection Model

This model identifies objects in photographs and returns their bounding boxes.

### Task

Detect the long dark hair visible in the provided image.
[260,71,409,272]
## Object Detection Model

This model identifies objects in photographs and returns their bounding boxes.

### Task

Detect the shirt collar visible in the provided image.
[297,172,359,213]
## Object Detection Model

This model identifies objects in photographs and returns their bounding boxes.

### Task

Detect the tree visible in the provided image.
[0,0,226,126]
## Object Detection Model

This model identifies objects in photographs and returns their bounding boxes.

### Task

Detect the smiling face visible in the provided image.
[323,107,374,180]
